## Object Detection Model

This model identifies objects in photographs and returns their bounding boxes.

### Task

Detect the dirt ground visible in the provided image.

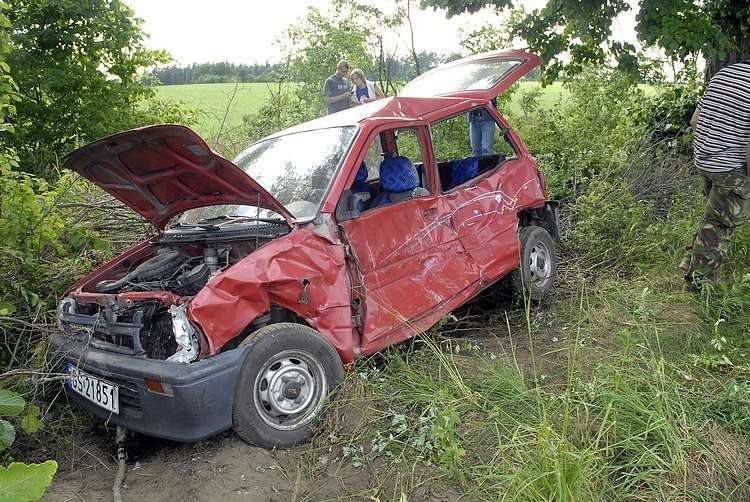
[43,426,462,502]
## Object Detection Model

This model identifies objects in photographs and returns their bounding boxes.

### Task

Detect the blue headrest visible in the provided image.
[379,156,418,192]
[355,162,368,183]
[451,156,479,188]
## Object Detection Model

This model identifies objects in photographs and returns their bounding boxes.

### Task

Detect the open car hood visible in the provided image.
[64,125,293,229]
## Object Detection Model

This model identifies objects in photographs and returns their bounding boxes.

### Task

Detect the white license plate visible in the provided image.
[66,364,119,414]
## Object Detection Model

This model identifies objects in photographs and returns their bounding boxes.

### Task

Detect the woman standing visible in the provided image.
[350,69,385,105]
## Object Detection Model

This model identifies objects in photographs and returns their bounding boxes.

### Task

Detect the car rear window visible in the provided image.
[399,59,523,97]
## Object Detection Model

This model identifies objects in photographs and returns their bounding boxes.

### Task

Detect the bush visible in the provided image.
[514,68,642,201]
[0,171,109,319]
[511,66,713,274]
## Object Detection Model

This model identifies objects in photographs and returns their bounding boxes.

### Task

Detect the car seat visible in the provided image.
[371,155,429,208]
[449,156,479,189]
[351,162,374,211]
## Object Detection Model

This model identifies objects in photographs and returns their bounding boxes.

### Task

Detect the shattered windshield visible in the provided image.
[177,126,357,225]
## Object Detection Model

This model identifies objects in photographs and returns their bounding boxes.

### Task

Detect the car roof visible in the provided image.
[267,96,476,138]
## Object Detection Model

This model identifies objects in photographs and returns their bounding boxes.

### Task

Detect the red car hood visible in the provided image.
[64,125,293,229]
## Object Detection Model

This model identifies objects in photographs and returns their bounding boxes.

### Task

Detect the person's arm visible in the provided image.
[324,92,352,105]
[690,107,700,129]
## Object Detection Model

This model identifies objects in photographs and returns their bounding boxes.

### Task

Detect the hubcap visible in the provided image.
[253,350,327,431]
[528,240,552,284]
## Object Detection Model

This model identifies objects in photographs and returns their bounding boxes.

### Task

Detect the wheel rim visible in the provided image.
[527,239,552,285]
[253,349,327,431]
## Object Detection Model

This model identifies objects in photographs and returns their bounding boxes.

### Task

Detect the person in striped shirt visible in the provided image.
[680,60,750,288]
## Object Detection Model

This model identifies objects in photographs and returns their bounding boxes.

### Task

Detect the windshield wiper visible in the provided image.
[194,215,285,225]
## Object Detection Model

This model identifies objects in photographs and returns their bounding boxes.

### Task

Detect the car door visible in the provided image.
[430,108,531,284]
[338,125,481,354]
[398,49,541,101]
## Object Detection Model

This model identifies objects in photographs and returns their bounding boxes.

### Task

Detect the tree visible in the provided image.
[0,0,19,174]
[282,4,376,116]
[421,0,750,80]
[6,0,192,178]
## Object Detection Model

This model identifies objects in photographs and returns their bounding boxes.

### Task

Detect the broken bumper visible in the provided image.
[51,332,248,442]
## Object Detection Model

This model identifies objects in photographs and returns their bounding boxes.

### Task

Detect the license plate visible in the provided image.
[66,364,119,414]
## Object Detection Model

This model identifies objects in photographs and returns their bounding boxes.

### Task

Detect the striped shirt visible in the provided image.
[693,61,750,173]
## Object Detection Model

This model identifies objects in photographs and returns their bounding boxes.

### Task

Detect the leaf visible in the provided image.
[0,460,58,502]
[20,406,43,435]
[0,419,15,452]
[0,300,15,315]
[0,389,25,417]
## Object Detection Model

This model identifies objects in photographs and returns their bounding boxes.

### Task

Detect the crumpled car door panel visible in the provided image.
[340,195,480,354]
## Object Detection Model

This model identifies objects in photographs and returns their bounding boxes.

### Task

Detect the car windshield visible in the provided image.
[399,59,523,97]
[177,126,357,225]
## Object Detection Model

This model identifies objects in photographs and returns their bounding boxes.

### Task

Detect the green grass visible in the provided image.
[294,274,750,501]
[153,82,277,138]
[151,81,569,142]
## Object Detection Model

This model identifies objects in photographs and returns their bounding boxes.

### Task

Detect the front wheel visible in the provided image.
[232,323,344,449]
[511,225,557,301]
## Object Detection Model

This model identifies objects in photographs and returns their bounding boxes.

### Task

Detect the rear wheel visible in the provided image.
[232,323,344,449]
[511,225,557,301]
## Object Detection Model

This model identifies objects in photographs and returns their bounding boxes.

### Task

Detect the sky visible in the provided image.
[125,1,640,68]
[124,0,524,66]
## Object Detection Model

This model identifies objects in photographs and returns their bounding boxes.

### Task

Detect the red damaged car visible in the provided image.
[53,50,559,448]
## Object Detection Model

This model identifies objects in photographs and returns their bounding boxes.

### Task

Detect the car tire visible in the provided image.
[511,225,557,301]
[232,322,344,449]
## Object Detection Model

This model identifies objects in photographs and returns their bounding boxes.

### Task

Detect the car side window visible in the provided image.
[430,106,516,192]
[340,127,431,219]
[361,136,383,180]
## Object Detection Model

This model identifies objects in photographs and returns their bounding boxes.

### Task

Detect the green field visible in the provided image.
[153,81,569,141]
[154,82,277,139]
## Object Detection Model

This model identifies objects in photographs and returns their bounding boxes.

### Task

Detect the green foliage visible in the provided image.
[627,65,704,142]
[282,5,375,117]
[0,420,13,452]
[18,405,42,436]
[0,460,57,502]
[243,85,311,143]
[422,0,749,80]
[0,170,107,319]
[0,388,45,451]
[0,389,24,417]
[6,0,194,178]
[0,389,55,501]
[151,61,284,85]
[0,1,19,174]
[514,67,640,200]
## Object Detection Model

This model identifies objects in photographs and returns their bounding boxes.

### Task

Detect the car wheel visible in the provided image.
[232,322,345,449]
[511,225,557,301]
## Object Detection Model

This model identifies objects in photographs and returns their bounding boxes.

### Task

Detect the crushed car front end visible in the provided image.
[52,327,247,441]
[52,220,292,440]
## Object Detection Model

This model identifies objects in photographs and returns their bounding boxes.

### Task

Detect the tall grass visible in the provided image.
[299,272,750,501]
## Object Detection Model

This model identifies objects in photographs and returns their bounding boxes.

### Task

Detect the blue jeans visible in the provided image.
[470,119,495,156]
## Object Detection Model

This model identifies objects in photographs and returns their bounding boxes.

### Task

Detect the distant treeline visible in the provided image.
[150,62,283,85]
[148,52,493,86]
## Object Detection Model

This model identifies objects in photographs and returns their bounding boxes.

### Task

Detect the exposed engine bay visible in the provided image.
[96,245,229,296]
[60,221,289,361]
[88,221,289,296]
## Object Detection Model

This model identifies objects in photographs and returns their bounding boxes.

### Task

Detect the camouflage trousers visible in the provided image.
[680,168,750,279]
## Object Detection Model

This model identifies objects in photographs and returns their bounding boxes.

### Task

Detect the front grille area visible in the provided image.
[61,301,177,360]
